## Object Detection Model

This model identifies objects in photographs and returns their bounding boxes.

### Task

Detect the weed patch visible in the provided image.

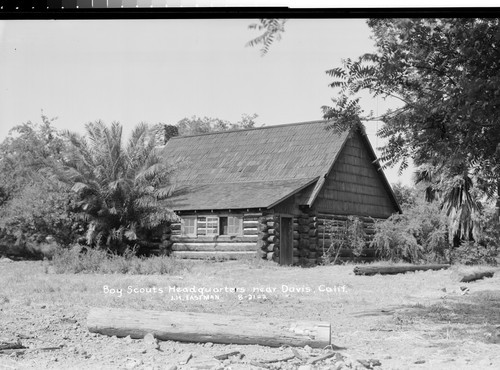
[51,246,192,275]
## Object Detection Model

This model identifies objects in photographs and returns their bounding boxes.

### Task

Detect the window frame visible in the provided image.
[180,214,244,237]
[181,216,197,237]
[227,215,243,236]
[197,215,219,236]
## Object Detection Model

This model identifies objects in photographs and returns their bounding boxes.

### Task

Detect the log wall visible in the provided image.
[291,212,318,266]
[257,212,318,266]
[163,212,384,265]
[166,212,262,260]
[315,213,380,263]
[257,214,280,263]
[159,211,383,265]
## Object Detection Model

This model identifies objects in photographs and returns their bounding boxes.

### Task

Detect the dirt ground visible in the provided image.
[0,259,499,370]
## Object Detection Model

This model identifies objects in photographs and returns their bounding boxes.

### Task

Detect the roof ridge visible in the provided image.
[175,177,320,186]
[168,119,334,140]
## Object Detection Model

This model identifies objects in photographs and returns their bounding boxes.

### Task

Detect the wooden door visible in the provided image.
[280,217,293,265]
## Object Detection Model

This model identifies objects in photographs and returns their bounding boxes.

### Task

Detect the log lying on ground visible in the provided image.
[87,307,331,348]
[459,270,496,283]
[354,264,451,276]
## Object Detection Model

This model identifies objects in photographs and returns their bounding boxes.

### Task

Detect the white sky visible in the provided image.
[0,19,413,186]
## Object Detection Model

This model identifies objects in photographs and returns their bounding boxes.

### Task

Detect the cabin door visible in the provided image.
[279,217,293,265]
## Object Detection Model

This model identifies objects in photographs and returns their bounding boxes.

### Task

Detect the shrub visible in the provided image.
[371,214,423,262]
[371,200,448,263]
[0,180,83,258]
[452,240,498,265]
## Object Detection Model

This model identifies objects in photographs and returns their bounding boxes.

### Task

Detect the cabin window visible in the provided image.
[181,215,243,237]
[219,216,242,236]
[181,216,197,236]
[219,217,228,235]
[197,216,219,236]
[229,216,243,235]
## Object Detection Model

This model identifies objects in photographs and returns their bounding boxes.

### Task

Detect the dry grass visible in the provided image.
[51,246,194,275]
[1,257,499,368]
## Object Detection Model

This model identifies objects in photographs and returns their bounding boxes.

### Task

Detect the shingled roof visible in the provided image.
[162,120,387,211]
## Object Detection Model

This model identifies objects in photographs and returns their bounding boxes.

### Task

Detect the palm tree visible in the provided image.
[56,120,177,252]
[413,163,483,245]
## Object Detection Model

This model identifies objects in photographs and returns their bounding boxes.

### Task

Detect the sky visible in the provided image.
[0,19,412,185]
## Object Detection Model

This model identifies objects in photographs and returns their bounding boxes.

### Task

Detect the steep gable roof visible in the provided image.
[162,120,349,211]
[161,120,400,213]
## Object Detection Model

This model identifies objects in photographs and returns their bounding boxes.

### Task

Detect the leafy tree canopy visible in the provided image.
[176,113,259,136]
[323,18,500,236]
[155,113,260,143]
[0,113,65,204]
[0,114,81,253]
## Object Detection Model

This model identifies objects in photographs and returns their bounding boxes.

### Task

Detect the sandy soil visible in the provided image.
[0,259,499,370]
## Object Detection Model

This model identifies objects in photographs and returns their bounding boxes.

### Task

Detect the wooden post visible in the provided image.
[87,307,331,348]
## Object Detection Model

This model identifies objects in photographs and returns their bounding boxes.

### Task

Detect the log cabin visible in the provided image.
[160,120,401,265]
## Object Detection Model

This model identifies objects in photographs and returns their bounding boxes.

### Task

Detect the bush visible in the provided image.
[51,245,192,275]
[371,214,424,262]
[0,180,83,258]
[371,200,448,263]
[371,187,500,264]
[452,240,498,265]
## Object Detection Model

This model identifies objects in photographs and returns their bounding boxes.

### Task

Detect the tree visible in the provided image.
[0,113,65,205]
[391,183,418,209]
[0,179,81,253]
[55,120,177,252]
[0,114,77,256]
[158,113,260,138]
[322,18,500,239]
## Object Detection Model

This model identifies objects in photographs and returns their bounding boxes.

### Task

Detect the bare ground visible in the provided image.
[0,259,499,370]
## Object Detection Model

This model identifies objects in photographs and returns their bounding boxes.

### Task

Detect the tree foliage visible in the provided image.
[55,121,177,252]
[391,182,418,208]
[246,19,287,56]
[0,115,76,256]
[0,179,82,256]
[0,113,65,205]
[157,113,260,139]
[323,18,500,238]
[371,187,449,263]
[372,184,499,264]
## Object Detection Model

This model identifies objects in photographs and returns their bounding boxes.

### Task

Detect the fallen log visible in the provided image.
[354,264,451,276]
[459,271,496,283]
[87,307,331,348]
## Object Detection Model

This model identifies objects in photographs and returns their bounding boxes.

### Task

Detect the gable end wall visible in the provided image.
[312,132,396,218]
